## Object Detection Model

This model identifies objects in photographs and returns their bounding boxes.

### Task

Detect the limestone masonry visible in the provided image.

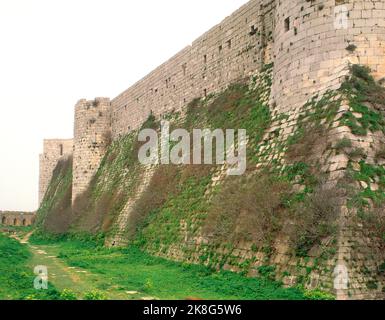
[38,0,385,299]
[0,211,35,227]
[39,0,385,204]
[39,139,73,205]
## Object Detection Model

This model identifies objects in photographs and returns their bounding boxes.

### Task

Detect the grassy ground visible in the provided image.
[27,234,310,300]
[0,233,60,300]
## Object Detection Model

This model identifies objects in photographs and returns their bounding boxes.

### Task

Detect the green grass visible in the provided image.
[0,233,60,300]
[29,236,310,300]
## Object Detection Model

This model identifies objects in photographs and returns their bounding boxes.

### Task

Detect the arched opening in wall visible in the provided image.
[13,218,18,226]
[22,219,26,226]
[1,216,6,225]
[59,144,63,156]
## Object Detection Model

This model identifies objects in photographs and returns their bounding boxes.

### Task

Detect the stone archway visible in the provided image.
[22,219,27,226]
[13,218,18,226]
[1,216,6,225]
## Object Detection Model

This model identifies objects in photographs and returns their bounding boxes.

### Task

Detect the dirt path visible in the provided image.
[12,232,139,300]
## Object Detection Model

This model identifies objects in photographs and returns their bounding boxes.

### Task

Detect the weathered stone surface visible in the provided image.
[0,211,35,227]
[37,0,385,300]
[39,139,73,205]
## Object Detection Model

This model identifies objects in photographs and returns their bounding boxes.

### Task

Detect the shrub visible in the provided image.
[366,281,379,290]
[304,290,335,300]
[362,206,385,244]
[203,171,291,244]
[290,184,340,257]
[335,137,352,151]
[60,289,78,300]
[348,147,366,159]
[257,265,276,281]
[83,290,107,300]
[340,65,385,136]
[286,124,328,167]
[379,261,385,274]
[375,149,385,161]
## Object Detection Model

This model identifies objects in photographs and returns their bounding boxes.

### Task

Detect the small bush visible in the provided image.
[348,147,366,159]
[379,261,385,274]
[290,184,340,257]
[203,171,291,244]
[257,265,276,281]
[335,137,352,151]
[143,278,154,292]
[366,281,379,290]
[340,65,385,136]
[83,290,107,300]
[304,290,335,300]
[375,149,385,161]
[60,289,78,300]
[362,206,385,244]
[286,124,329,167]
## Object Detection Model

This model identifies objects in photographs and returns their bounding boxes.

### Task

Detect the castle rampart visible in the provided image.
[111,0,276,138]
[39,0,385,212]
[39,139,73,205]
[0,211,36,227]
[40,0,385,214]
[271,0,385,114]
[72,98,111,203]
[37,0,385,299]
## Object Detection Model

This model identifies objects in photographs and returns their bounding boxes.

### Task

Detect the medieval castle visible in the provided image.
[39,0,385,206]
[35,0,385,299]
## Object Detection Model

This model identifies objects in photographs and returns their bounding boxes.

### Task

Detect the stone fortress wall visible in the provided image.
[272,0,385,114]
[111,0,276,138]
[72,98,111,203]
[71,0,277,201]
[37,0,385,299]
[39,0,385,224]
[0,211,35,227]
[39,139,73,205]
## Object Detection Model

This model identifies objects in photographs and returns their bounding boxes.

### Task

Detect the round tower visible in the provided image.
[72,97,112,204]
[272,0,385,113]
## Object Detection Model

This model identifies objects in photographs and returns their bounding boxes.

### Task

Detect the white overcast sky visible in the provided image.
[0,0,249,212]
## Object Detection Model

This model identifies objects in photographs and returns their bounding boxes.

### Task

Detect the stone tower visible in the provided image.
[72,98,112,203]
[39,139,73,205]
[271,0,385,113]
